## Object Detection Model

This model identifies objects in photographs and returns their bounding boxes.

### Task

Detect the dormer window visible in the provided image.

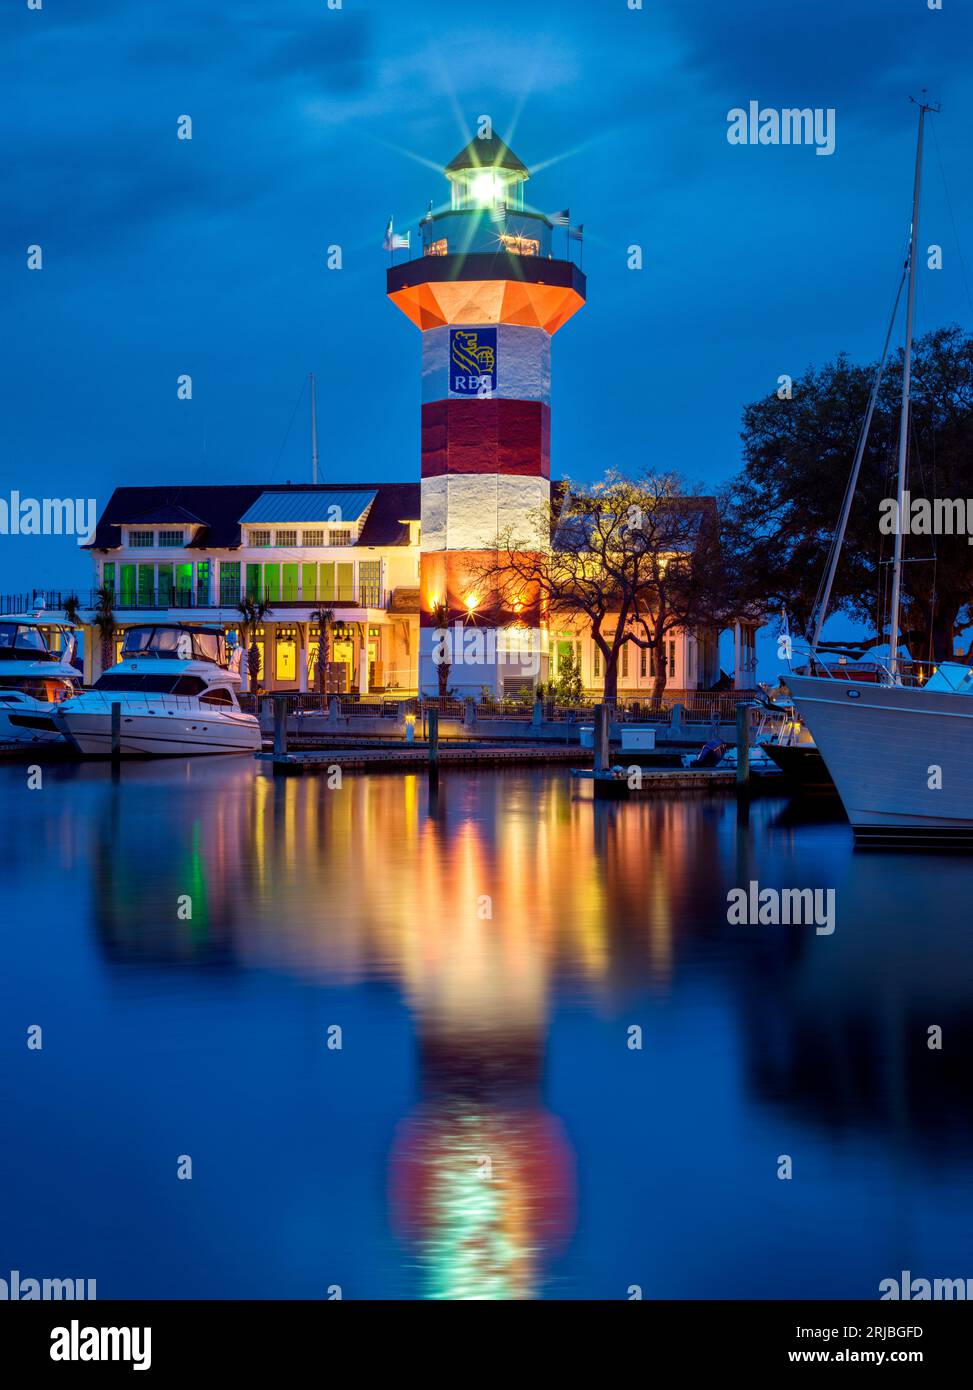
[158,529,184,547]
[250,529,271,548]
[303,529,325,546]
[130,530,154,548]
[330,529,352,547]
[275,529,298,547]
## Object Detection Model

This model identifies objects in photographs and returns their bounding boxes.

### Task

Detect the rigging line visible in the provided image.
[268,377,309,482]
[930,120,973,321]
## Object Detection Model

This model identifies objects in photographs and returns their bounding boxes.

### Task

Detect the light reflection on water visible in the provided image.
[1,758,972,1300]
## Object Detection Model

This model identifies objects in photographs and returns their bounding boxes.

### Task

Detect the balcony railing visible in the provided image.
[1,587,386,616]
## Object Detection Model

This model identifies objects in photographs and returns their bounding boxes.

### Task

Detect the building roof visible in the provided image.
[110,503,207,528]
[239,489,376,525]
[88,483,421,551]
[445,136,529,178]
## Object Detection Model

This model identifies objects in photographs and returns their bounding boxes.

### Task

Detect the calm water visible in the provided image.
[2,758,972,1300]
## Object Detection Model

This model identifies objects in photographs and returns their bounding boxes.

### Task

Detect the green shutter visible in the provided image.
[263,564,280,602]
[282,564,298,601]
[337,562,354,602]
[102,562,115,592]
[319,563,335,601]
[246,565,262,600]
[120,564,136,605]
[175,562,192,603]
[138,564,154,606]
[301,564,317,602]
[157,564,173,605]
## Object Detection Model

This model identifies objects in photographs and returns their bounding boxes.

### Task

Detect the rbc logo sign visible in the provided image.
[450,328,497,396]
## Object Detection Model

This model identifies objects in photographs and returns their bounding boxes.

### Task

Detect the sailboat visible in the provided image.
[782,97,973,845]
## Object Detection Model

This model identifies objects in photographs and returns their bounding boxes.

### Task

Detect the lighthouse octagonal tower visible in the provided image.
[387,135,586,697]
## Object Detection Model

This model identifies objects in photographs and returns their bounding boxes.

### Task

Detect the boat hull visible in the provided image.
[56,708,261,757]
[784,673,973,837]
[760,740,835,791]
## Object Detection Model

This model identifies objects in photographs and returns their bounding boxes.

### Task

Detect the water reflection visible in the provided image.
[10,759,973,1297]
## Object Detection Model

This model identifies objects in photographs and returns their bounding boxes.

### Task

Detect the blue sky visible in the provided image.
[3,0,972,606]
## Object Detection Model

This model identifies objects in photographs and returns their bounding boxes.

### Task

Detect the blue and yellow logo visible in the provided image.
[450,328,497,396]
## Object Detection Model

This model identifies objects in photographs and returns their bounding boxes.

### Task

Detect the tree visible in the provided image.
[309,606,334,705]
[549,646,585,704]
[473,471,731,701]
[93,585,117,674]
[724,325,973,664]
[235,596,273,693]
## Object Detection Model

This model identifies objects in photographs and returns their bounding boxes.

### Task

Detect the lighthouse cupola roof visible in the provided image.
[444,134,529,211]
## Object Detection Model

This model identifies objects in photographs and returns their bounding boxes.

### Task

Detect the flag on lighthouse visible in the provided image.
[383,217,410,251]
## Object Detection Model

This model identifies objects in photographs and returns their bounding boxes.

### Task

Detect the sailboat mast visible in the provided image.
[310,371,319,485]
[888,100,932,676]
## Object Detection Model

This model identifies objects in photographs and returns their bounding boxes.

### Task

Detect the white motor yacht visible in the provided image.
[55,623,261,757]
[0,619,82,745]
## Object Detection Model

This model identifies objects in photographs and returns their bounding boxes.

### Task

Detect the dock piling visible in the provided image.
[274,695,289,756]
[594,703,609,773]
[736,701,754,792]
[110,701,121,763]
[428,708,439,768]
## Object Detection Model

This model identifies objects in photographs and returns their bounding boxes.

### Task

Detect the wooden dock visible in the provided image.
[257,743,588,774]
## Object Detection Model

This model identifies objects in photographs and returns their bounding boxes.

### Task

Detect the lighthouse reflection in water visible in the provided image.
[2,760,972,1300]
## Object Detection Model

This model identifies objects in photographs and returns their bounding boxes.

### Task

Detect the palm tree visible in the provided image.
[93,585,117,675]
[309,606,334,706]
[235,595,273,693]
[431,600,451,703]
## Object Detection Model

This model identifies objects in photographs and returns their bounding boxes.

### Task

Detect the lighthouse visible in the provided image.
[387,133,586,696]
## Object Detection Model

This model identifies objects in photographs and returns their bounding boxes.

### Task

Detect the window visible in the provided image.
[303,529,325,547]
[102,562,116,591]
[499,233,540,257]
[593,646,600,679]
[200,687,233,706]
[669,639,676,679]
[275,628,297,682]
[621,645,629,679]
[330,529,352,547]
[425,238,448,257]
[250,529,271,548]
[275,529,298,547]
[130,530,154,548]
[159,530,184,547]
[196,561,209,605]
[219,562,240,604]
[359,560,381,606]
[640,647,647,679]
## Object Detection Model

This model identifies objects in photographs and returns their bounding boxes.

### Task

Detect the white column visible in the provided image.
[733,620,743,690]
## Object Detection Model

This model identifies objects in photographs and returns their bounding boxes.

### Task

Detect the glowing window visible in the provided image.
[499,233,539,257]
[425,238,448,257]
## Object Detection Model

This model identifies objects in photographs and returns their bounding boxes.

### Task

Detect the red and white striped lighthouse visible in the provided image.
[387,133,586,696]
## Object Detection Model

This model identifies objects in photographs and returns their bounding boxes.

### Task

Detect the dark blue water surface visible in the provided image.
[2,759,971,1300]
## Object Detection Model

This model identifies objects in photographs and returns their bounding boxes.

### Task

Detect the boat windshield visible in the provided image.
[0,623,58,661]
[93,674,209,695]
[121,627,225,664]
